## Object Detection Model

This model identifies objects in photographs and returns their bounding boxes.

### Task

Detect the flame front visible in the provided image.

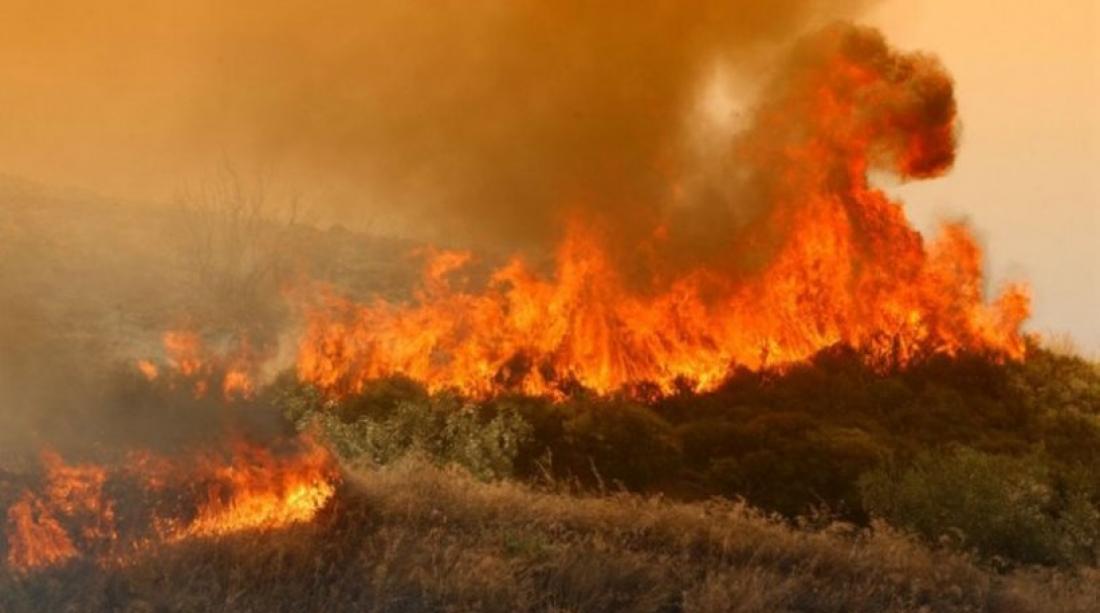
[3,440,338,574]
[296,26,1029,399]
[5,495,77,572]
[5,452,114,572]
[166,441,336,540]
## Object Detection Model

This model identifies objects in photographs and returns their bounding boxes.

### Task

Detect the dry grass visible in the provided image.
[2,459,1097,612]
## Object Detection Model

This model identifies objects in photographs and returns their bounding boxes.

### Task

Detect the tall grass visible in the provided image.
[2,459,1096,612]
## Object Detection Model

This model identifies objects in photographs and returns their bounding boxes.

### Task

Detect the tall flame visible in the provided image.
[295,26,1029,399]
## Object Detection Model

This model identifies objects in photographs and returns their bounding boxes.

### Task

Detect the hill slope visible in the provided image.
[3,460,1096,613]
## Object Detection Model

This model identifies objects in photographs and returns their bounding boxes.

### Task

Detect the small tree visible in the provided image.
[173,164,304,345]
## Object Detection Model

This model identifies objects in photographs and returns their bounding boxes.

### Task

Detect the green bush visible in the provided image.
[859,446,1099,566]
[285,385,531,481]
[263,345,1100,569]
[504,395,684,492]
[1008,344,1100,416]
[558,398,682,491]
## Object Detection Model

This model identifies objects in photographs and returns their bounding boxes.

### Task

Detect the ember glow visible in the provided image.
[295,26,1029,399]
[3,439,338,574]
[140,330,259,401]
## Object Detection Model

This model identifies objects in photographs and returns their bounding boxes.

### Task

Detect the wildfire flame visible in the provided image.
[164,330,205,378]
[5,495,77,572]
[166,440,336,540]
[135,359,159,381]
[139,330,259,401]
[295,26,1030,399]
[3,439,338,574]
[5,452,115,572]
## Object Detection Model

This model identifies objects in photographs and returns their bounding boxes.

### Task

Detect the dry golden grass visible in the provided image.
[2,459,1097,612]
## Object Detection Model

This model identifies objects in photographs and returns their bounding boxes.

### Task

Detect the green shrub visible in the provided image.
[288,388,531,481]
[859,446,1099,566]
[1009,343,1100,416]
[265,345,1100,568]
[558,398,682,491]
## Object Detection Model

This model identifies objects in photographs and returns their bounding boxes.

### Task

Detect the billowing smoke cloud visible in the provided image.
[295,23,1031,401]
[2,1,905,453]
[0,0,872,249]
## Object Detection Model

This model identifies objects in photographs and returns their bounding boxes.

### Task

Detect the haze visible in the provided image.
[0,0,1096,349]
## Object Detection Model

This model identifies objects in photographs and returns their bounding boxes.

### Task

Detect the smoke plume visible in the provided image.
[0,1,872,248]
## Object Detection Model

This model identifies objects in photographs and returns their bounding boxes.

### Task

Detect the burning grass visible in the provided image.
[1,437,339,575]
[1,459,1096,612]
[1,345,1097,610]
[0,18,1090,610]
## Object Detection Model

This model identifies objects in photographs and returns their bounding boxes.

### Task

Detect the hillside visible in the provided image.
[2,460,1097,613]
[2,178,1098,610]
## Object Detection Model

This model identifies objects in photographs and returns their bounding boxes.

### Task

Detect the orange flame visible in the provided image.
[5,494,77,572]
[167,441,336,540]
[4,451,114,573]
[139,330,259,401]
[135,359,159,381]
[3,439,338,573]
[164,330,204,378]
[221,368,254,400]
[295,27,1029,399]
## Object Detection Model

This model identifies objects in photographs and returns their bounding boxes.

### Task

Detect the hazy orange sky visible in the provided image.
[0,0,1096,349]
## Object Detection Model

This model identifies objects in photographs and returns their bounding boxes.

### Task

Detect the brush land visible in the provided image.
[1,180,1098,611]
[1,459,1098,613]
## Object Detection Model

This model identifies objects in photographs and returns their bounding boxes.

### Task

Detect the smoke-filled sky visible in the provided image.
[0,0,1096,349]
